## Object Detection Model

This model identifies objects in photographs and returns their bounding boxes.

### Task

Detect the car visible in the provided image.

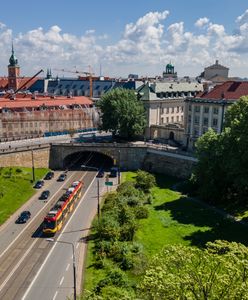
[16,211,31,224]
[44,171,54,180]
[57,173,67,182]
[109,167,118,178]
[34,180,44,189]
[96,170,105,178]
[39,190,50,200]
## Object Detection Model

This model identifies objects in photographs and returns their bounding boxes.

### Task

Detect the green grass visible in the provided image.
[0,167,49,225]
[83,171,248,293]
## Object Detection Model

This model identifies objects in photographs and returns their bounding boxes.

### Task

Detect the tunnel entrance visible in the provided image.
[63,151,114,171]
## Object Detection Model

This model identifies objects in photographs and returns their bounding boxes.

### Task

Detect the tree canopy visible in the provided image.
[97,88,147,139]
[194,96,248,206]
[139,240,248,300]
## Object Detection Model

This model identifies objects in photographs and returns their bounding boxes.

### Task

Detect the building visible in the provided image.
[136,81,203,142]
[184,81,248,150]
[199,60,229,83]
[163,63,177,80]
[0,94,96,140]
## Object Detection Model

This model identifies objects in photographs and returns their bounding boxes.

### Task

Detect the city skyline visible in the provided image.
[1,1,248,78]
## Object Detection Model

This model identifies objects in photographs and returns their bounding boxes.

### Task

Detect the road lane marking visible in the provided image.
[66,263,70,271]
[0,237,39,292]
[76,243,79,249]
[0,172,75,260]
[22,173,95,300]
[52,291,58,300]
[59,277,64,286]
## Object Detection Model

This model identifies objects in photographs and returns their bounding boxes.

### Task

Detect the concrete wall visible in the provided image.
[0,147,50,168]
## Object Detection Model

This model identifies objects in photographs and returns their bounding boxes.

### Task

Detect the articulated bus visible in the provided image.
[43,181,83,235]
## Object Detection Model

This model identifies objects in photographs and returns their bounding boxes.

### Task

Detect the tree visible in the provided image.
[139,240,248,300]
[97,88,147,139]
[194,96,248,205]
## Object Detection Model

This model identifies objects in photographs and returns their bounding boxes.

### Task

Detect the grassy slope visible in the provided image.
[0,167,49,225]
[83,172,248,292]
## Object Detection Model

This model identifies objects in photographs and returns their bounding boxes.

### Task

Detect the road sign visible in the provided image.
[105,181,113,186]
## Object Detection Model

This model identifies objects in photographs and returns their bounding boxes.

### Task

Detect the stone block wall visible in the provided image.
[0,147,50,168]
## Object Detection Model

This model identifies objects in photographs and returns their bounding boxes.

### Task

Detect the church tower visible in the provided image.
[8,43,20,91]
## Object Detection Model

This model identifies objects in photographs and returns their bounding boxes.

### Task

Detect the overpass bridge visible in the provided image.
[0,141,197,179]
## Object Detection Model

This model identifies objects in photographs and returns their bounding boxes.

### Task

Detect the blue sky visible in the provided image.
[1,1,248,77]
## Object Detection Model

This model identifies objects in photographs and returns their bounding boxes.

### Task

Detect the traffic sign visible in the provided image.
[105,181,113,186]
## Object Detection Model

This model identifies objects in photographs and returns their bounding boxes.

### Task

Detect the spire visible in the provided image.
[9,42,19,67]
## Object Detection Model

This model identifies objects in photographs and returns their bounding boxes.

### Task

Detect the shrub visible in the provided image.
[135,170,156,193]
[134,206,149,219]
[15,168,22,174]
[95,215,121,241]
[120,220,138,241]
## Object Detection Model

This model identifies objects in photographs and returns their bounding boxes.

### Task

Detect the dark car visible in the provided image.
[57,173,67,182]
[44,171,54,180]
[109,167,118,178]
[39,190,50,200]
[96,170,105,178]
[16,211,31,224]
[34,180,45,189]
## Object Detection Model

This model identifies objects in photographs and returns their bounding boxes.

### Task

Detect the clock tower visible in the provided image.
[8,43,20,91]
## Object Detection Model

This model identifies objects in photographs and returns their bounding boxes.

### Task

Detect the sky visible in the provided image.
[1,0,248,78]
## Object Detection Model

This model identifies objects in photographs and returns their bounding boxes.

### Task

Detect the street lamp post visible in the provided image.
[46,239,76,300]
[118,150,121,185]
[81,164,100,222]
[31,149,35,182]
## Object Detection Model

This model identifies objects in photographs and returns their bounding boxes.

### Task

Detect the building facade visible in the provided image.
[184,81,248,149]
[137,81,203,142]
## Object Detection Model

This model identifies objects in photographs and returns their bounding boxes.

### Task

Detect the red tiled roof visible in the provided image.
[0,77,40,91]
[0,95,92,109]
[198,81,248,100]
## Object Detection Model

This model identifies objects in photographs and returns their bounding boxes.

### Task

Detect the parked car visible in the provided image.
[16,211,31,224]
[44,171,54,180]
[96,170,105,178]
[39,190,50,200]
[34,180,44,189]
[57,173,67,182]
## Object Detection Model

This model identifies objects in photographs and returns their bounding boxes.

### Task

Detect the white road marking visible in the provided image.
[52,291,58,300]
[59,277,64,286]
[0,173,75,260]
[76,243,79,249]
[66,263,70,271]
[0,237,39,292]
[22,173,95,300]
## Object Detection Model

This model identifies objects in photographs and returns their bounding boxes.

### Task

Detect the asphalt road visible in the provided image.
[0,165,115,300]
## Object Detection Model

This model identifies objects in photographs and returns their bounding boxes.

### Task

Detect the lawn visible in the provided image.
[0,167,49,225]
[83,171,248,293]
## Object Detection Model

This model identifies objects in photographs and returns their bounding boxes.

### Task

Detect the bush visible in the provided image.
[135,170,156,193]
[134,206,149,219]
[120,220,138,241]
[95,215,121,241]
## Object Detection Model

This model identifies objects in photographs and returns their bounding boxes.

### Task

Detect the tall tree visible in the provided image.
[139,240,248,300]
[97,88,147,139]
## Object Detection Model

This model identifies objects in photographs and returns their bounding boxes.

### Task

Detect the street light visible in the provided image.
[118,150,121,185]
[81,164,100,222]
[46,238,76,300]
[31,149,35,182]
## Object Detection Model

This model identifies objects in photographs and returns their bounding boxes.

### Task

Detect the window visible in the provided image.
[189,105,192,111]
[177,106,179,113]
[213,118,218,126]
[161,117,164,124]
[188,115,191,122]
[177,116,179,121]
[213,107,219,114]
[181,116,184,121]
[181,106,184,112]
[195,106,200,113]
[194,128,199,136]
[166,107,169,113]
[166,117,169,123]
[194,116,200,125]
[171,116,174,122]
[203,117,208,126]
[171,107,174,113]
[204,106,209,114]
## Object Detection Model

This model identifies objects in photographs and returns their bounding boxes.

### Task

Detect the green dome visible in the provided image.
[9,44,18,66]
[166,63,174,69]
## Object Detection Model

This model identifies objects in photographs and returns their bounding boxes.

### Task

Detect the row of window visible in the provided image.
[161,106,184,114]
[157,92,197,98]
[2,121,84,129]
[189,105,219,115]
[188,115,218,126]
[161,115,183,124]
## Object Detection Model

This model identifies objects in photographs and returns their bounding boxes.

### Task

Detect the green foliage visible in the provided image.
[134,205,149,219]
[139,240,248,300]
[195,97,248,208]
[97,88,147,139]
[95,214,121,241]
[135,170,156,193]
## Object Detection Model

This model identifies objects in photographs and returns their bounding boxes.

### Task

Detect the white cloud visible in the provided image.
[195,17,209,28]
[2,9,248,78]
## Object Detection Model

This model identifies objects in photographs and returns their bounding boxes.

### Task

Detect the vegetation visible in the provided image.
[83,172,248,299]
[139,240,248,300]
[0,167,49,225]
[194,96,248,216]
[97,88,147,139]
